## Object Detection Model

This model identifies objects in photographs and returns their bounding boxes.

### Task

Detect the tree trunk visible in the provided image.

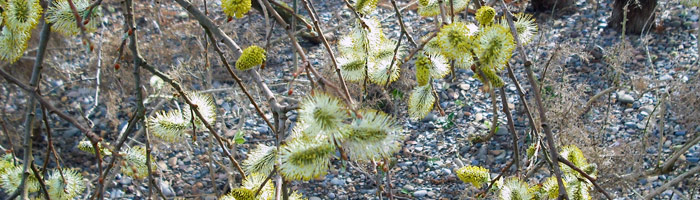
[608,0,658,34]
[531,0,575,13]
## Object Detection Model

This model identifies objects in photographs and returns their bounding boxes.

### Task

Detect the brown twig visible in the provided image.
[644,165,700,200]
[66,0,93,52]
[30,163,50,200]
[0,68,103,200]
[505,63,538,135]
[580,86,621,116]
[499,1,568,198]
[557,156,614,200]
[254,170,275,197]
[302,0,355,106]
[478,160,515,198]
[202,27,277,134]
[341,0,368,28]
[389,0,418,47]
[138,60,247,180]
[500,87,520,173]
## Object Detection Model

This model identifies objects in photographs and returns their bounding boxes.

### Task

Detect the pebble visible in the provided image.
[413,190,428,197]
[330,177,345,186]
[160,181,176,197]
[617,93,635,104]
[659,74,674,81]
[403,184,415,191]
[639,105,654,114]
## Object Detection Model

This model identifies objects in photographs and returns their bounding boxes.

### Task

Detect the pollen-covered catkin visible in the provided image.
[236,45,266,71]
[416,56,431,86]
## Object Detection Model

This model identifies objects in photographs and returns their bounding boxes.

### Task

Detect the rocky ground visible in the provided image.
[1,0,698,199]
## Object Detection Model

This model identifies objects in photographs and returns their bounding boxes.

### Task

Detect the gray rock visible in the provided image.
[440,168,452,175]
[458,83,470,90]
[120,176,132,185]
[422,112,437,122]
[309,197,322,200]
[639,105,655,114]
[159,181,176,197]
[496,125,509,136]
[413,190,428,197]
[330,177,345,186]
[398,161,413,167]
[109,189,124,198]
[403,184,415,191]
[618,93,635,104]
[659,74,673,81]
[176,11,189,19]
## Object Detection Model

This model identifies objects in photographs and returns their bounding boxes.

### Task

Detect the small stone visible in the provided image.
[330,177,345,186]
[120,176,132,185]
[168,157,178,167]
[639,105,654,114]
[490,150,504,156]
[617,93,635,104]
[674,130,687,136]
[475,113,484,122]
[659,74,673,81]
[496,125,509,136]
[176,11,189,19]
[160,181,176,197]
[459,83,470,90]
[403,184,415,191]
[422,112,437,122]
[309,197,322,200]
[413,190,428,197]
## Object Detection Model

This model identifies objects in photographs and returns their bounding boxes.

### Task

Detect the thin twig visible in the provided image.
[0,69,104,200]
[557,156,614,200]
[66,0,93,52]
[302,0,355,106]
[478,160,515,198]
[580,86,621,117]
[505,63,538,134]
[500,87,520,173]
[30,163,50,200]
[499,1,568,198]
[389,0,417,47]
[6,20,51,200]
[203,27,277,134]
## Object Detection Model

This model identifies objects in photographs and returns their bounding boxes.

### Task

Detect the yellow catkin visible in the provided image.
[221,0,252,19]
[475,6,496,26]
[416,56,431,86]
[236,45,266,71]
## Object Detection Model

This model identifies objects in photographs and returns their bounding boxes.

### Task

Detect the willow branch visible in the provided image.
[505,63,538,134]
[580,86,621,117]
[138,59,246,180]
[202,27,277,134]
[302,0,355,106]
[390,0,417,46]
[557,156,613,200]
[499,1,568,198]
[500,87,520,173]
[0,68,104,200]
[644,165,700,200]
[174,0,290,114]
[259,0,351,105]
